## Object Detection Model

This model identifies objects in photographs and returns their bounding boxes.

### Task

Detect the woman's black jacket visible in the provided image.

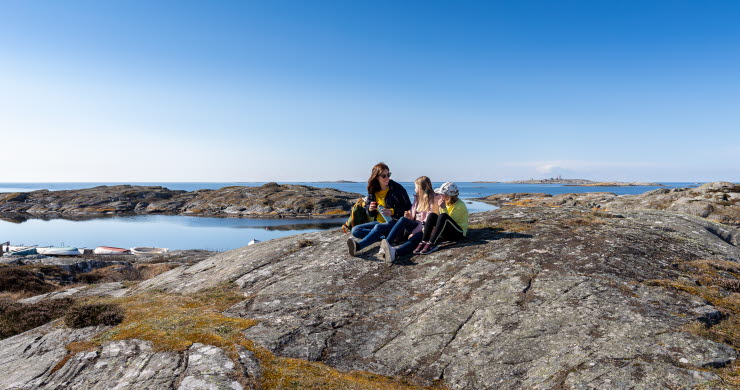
[366,180,412,220]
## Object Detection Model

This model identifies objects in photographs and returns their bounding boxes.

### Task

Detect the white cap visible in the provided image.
[434,182,459,196]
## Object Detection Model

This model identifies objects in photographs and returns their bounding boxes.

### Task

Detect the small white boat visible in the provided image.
[7,247,37,256]
[94,246,131,255]
[248,239,261,246]
[40,247,80,256]
[130,247,169,255]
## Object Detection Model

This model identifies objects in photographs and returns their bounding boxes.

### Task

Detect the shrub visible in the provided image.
[64,303,124,328]
[76,265,141,284]
[0,267,55,294]
[297,239,315,248]
[0,297,76,339]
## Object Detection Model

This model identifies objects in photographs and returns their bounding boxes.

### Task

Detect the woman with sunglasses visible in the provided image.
[347,162,411,256]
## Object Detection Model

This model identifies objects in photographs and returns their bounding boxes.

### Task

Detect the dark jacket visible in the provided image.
[366,180,412,220]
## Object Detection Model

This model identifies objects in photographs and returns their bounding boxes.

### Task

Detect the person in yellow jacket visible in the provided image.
[415,182,468,255]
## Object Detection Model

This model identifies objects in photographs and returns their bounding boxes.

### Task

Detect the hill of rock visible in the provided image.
[0,183,361,219]
[479,181,740,227]
[2,205,740,389]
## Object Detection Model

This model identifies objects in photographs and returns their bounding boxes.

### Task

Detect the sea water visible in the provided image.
[0,182,696,250]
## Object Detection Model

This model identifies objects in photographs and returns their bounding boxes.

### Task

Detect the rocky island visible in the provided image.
[506,178,664,186]
[2,182,740,388]
[0,183,361,219]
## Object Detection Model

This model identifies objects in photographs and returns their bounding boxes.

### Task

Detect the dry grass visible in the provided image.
[58,285,445,390]
[470,219,536,233]
[504,199,538,207]
[646,259,740,386]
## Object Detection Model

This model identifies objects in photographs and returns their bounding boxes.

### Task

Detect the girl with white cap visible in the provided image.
[415,182,468,255]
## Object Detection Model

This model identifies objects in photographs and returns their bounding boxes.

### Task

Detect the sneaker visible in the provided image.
[380,239,396,263]
[412,241,426,255]
[347,237,358,256]
[420,243,439,255]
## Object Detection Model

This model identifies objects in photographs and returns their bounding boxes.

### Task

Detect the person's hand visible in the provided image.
[381,208,392,216]
[368,202,377,212]
[408,234,414,239]
[404,210,412,219]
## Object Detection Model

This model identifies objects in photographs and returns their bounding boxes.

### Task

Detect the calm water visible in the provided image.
[0,182,696,250]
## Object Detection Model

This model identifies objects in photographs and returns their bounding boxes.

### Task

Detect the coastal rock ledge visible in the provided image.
[2,207,740,389]
[0,183,361,219]
[479,181,740,227]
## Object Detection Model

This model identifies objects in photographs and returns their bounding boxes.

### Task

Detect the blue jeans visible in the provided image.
[352,220,397,250]
[386,217,423,256]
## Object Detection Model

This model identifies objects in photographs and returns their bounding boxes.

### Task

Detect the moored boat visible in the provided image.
[94,246,131,255]
[130,247,169,255]
[40,247,80,256]
[7,247,37,256]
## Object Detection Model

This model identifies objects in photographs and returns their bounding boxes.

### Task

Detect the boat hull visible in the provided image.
[40,247,80,256]
[130,247,169,255]
[94,246,131,255]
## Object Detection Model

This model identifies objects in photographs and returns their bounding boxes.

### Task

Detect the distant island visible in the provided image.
[471,181,501,183]
[506,176,664,186]
[316,180,357,183]
[566,181,665,187]
[506,177,595,185]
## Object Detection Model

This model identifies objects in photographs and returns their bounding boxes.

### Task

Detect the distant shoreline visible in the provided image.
[504,179,665,186]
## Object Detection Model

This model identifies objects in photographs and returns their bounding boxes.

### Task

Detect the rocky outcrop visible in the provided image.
[566,181,664,187]
[2,206,740,389]
[0,329,261,390]
[0,183,360,219]
[480,181,740,226]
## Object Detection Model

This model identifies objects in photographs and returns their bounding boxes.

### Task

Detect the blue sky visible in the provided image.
[1,0,739,182]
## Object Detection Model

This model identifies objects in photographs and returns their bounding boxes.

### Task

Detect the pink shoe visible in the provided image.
[419,243,439,255]
[412,242,426,255]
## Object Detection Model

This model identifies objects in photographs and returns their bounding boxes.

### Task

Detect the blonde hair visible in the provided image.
[414,176,435,212]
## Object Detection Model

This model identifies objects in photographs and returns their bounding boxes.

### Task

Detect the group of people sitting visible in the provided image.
[344,162,469,263]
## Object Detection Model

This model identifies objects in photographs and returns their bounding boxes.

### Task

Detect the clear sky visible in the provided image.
[1,0,739,182]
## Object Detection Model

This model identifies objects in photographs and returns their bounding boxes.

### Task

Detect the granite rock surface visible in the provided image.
[2,206,740,389]
[479,181,740,227]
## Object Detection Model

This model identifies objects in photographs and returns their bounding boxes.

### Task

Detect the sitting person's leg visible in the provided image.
[421,213,464,254]
[414,213,438,254]
[356,219,397,249]
[394,231,423,257]
[351,221,379,240]
[420,213,438,242]
[385,217,415,245]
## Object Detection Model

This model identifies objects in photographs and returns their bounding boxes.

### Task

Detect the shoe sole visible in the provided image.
[347,238,357,256]
[380,240,392,263]
[422,246,439,255]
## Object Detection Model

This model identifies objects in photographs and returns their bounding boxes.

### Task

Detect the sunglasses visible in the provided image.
[379,172,392,179]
